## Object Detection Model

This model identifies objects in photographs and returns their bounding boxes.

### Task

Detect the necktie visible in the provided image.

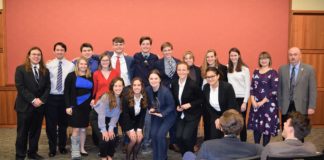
[168,59,175,78]
[56,61,63,92]
[34,66,39,83]
[116,56,121,76]
[289,66,296,101]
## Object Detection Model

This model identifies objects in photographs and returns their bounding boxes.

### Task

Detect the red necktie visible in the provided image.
[116,56,121,76]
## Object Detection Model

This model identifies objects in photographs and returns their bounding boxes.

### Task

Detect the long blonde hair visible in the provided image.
[74,57,91,78]
[201,49,221,77]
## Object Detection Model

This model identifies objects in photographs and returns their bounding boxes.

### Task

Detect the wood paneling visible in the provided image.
[0,86,17,126]
[290,12,324,49]
[302,53,324,88]
[309,90,324,125]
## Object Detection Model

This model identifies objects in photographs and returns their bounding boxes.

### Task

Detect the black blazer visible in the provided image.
[218,64,228,82]
[133,52,159,87]
[122,95,147,131]
[14,65,50,112]
[154,57,180,88]
[171,78,203,121]
[202,81,237,121]
[190,65,203,87]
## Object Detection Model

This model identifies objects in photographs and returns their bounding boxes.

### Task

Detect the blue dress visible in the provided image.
[248,69,279,136]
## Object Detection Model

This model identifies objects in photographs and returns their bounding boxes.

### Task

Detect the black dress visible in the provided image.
[64,72,93,128]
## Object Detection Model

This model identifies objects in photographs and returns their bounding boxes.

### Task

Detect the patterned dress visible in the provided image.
[248,69,279,136]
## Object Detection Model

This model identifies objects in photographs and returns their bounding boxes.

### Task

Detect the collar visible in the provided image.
[134,94,143,101]
[290,62,300,69]
[178,77,187,86]
[31,64,40,69]
[113,52,124,58]
[141,52,150,57]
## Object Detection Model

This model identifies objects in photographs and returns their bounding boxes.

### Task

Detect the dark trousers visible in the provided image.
[253,130,271,146]
[44,95,68,153]
[236,98,247,142]
[151,115,176,160]
[209,116,224,140]
[203,108,210,141]
[176,118,200,155]
[90,110,99,146]
[15,106,44,158]
[169,123,177,145]
[92,116,118,157]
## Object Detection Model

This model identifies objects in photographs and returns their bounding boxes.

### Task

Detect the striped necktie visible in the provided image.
[289,66,296,101]
[34,66,39,83]
[56,61,63,92]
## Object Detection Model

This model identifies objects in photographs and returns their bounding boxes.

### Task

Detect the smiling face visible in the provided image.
[206,70,220,87]
[149,73,161,89]
[288,47,301,65]
[81,47,93,59]
[140,40,151,53]
[29,49,42,65]
[177,63,189,80]
[100,55,110,69]
[113,80,124,96]
[78,59,88,73]
[162,46,173,59]
[54,45,66,60]
[113,42,125,55]
[259,57,270,68]
[206,51,216,66]
[229,51,239,64]
[132,79,142,94]
[184,54,194,66]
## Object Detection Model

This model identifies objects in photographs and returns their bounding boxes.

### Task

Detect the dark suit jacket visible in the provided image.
[14,65,51,112]
[133,52,159,87]
[202,81,238,121]
[171,78,203,121]
[190,65,203,87]
[154,57,180,88]
[122,95,147,131]
[197,136,263,160]
[218,64,228,82]
[145,85,176,119]
[105,51,135,80]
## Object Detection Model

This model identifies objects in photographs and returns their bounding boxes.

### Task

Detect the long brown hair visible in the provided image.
[74,57,91,78]
[201,49,221,77]
[23,47,47,75]
[228,47,247,73]
[127,77,148,109]
[107,77,125,110]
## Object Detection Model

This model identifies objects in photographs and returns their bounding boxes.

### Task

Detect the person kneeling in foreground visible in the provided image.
[183,109,263,160]
[261,111,318,160]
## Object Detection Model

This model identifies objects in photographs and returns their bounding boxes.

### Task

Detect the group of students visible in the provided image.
[14,35,317,160]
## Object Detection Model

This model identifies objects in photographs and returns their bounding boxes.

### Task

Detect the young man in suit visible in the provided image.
[105,36,134,86]
[261,112,317,160]
[45,42,74,157]
[278,47,317,130]
[183,109,263,160]
[132,36,159,154]
[15,47,51,160]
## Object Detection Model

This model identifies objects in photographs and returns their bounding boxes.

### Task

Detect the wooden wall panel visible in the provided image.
[0,87,17,126]
[302,53,324,88]
[309,90,324,125]
[290,13,324,49]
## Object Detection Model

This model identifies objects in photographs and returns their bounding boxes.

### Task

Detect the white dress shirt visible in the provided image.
[111,52,131,86]
[134,95,143,116]
[209,85,221,111]
[46,58,74,95]
[178,78,187,119]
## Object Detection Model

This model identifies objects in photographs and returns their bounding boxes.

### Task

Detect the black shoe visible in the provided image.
[59,148,67,154]
[80,152,88,156]
[28,153,44,160]
[168,144,180,153]
[48,152,56,157]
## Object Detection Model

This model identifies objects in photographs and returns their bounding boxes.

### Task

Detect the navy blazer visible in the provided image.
[145,85,176,119]
[171,78,203,121]
[14,65,51,112]
[202,81,238,121]
[105,51,135,80]
[154,57,180,88]
[133,52,159,87]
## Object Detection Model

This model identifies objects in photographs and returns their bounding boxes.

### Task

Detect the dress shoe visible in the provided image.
[27,153,44,160]
[48,152,56,157]
[168,144,180,153]
[80,152,88,156]
[59,148,68,154]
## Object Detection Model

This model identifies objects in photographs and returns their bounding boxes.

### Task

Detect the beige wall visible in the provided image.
[292,0,324,10]
[0,0,2,10]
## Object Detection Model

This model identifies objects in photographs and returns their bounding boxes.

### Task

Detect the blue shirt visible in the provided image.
[72,55,99,73]
[290,62,300,81]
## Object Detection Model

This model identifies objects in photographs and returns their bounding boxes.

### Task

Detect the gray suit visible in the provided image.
[261,139,317,160]
[278,63,317,115]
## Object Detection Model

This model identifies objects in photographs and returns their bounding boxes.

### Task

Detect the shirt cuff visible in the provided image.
[31,98,37,104]
[108,126,114,132]
[136,129,142,132]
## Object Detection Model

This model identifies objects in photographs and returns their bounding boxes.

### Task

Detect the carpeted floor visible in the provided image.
[0,128,323,160]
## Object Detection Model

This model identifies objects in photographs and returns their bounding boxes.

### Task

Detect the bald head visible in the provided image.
[288,47,301,65]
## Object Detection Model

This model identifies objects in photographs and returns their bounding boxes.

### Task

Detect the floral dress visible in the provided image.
[248,69,279,136]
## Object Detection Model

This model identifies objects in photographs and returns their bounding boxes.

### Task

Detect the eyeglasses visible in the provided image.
[206,75,217,79]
